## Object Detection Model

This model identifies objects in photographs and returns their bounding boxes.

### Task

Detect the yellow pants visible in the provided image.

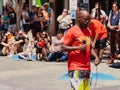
[69,70,90,90]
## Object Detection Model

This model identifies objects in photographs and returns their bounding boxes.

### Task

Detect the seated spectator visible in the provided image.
[6,32,15,56]
[0,35,9,56]
[34,32,49,61]
[18,38,32,61]
[41,31,52,49]
[41,31,52,60]
[36,35,45,60]
[48,31,67,62]
[33,32,42,60]
[13,30,27,53]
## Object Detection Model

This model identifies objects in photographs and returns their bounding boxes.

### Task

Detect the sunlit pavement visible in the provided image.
[0,56,120,90]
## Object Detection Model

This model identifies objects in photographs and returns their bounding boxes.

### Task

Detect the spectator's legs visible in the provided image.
[59,53,68,61]
[116,32,120,54]
[12,24,17,33]
[48,52,57,61]
[2,46,9,55]
[42,47,49,61]
[108,32,116,64]
[8,25,13,33]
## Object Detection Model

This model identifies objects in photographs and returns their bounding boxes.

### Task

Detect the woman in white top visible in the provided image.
[57,9,72,34]
[91,2,108,25]
[18,38,32,61]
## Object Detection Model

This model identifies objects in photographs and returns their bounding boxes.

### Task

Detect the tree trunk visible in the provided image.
[10,0,25,31]
[16,13,21,31]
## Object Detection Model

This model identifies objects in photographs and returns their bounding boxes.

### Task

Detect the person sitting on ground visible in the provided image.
[48,31,67,62]
[0,35,9,56]
[6,32,16,57]
[41,31,52,52]
[33,32,42,60]
[34,32,48,61]
[18,38,32,61]
[13,30,28,53]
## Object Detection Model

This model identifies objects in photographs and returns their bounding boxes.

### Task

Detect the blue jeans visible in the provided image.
[48,52,67,61]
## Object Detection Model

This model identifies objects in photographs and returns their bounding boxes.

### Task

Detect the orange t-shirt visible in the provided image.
[89,19,108,40]
[63,25,92,71]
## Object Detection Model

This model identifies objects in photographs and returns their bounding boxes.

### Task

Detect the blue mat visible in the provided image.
[92,72,117,80]
[59,72,117,81]
[12,54,36,61]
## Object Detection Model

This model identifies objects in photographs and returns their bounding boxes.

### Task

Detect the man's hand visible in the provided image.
[79,44,86,50]
[94,57,101,66]
[91,43,95,48]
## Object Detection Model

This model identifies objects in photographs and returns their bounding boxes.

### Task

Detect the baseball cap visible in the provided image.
[43,2,49,6]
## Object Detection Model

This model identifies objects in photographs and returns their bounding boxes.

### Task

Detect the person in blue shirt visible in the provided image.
[107,2,120,64]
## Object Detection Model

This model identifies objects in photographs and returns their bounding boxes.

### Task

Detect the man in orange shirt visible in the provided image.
[89,19,108,62]
[61,10,100,90]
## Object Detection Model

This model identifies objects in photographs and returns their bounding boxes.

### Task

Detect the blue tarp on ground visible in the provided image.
[12,54,36,61]
[59,72,117,81]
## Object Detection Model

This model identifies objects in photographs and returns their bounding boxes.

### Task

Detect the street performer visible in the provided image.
[61,10,100,90]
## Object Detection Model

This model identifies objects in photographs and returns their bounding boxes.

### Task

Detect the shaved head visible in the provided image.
[77,10,90,18]
[76,10,91,29]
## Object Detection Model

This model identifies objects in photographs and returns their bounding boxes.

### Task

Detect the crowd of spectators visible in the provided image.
[0,1,120,65]
[0,2,67,62]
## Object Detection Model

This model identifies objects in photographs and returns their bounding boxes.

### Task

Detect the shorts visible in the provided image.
[68,70,90,90]
[8,24,16,33]
[95,38,107,49]
[36,46,42,53]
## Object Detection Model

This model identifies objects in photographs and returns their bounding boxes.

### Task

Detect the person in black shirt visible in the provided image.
[7,6,17,33]
[14,30,27,53]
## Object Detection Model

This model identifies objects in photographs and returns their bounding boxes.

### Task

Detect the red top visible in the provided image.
[89,19,108,40]
[63,25,92,71]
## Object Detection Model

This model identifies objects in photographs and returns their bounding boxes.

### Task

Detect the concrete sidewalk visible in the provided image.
[0,56,120,90]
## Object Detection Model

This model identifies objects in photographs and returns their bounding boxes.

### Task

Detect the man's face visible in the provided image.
[57,33,63,39]
[78,15,91,29]
[18,33,23,37]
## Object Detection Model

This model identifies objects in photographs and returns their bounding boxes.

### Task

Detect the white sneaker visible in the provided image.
[7,54,14,57]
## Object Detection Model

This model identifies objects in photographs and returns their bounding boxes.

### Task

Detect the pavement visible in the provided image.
[0,55,120,90]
